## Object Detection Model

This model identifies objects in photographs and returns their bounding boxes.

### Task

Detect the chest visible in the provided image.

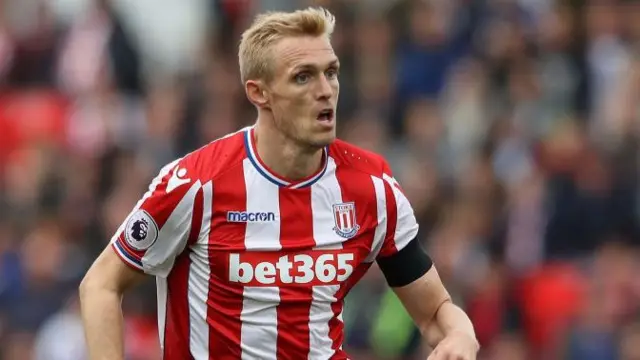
[193,178,382,287]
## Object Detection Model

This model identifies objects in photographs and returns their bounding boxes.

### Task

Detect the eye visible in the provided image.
[326,68,339,80]
[294,72,311,84]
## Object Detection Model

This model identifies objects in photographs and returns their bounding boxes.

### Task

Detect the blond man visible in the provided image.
[80,7,479,360]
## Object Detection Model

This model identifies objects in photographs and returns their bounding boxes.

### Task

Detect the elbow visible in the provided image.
[79,267,114,301]
[78,270,97,301]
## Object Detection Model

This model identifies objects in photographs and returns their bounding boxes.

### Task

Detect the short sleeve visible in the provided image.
[376,160,420,259]
[110,158,203,277]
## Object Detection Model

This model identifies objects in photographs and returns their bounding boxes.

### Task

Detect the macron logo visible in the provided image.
[166,166,190,194]
[227,211,276,223]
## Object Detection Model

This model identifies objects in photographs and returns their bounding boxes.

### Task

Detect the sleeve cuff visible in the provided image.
[111,241,145,272]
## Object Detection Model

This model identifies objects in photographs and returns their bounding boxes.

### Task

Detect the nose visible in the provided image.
[316,74,333,100]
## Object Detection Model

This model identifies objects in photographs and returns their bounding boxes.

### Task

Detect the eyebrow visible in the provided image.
[291,59,340,72]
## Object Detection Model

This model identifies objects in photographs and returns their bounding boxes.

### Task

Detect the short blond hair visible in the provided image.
[238,7,336,84]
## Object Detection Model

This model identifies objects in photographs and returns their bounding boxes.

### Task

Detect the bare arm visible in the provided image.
[392,266,478,350]
[79,246,146,360]
[78,157,202,359]
[378,164,478,358]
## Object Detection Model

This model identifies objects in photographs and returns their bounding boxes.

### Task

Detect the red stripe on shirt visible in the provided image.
[378,177,399,257]
[276,187,315,358]
[207,164,247,358]
[163,186,204,359]
[163,252,192,360]
[328,166,379,355]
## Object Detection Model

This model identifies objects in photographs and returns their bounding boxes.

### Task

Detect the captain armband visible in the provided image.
[376,237,433,287]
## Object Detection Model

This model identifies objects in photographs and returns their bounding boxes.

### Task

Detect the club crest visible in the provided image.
[332,202,360,239]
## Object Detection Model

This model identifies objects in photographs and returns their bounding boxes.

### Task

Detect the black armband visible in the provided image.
[377,238,433,287]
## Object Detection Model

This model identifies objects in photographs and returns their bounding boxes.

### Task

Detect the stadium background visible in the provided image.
[0,0,639,359]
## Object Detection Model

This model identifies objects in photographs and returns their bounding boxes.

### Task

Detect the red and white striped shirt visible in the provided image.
[111,126,419,359]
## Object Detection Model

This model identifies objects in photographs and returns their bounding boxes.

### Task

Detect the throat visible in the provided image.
[253,129,325,182]
[267,147,324,181]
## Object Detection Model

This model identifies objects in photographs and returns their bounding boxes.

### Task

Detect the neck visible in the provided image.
[253,120,324,181]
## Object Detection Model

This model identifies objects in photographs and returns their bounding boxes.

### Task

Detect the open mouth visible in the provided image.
[317,109,334,122]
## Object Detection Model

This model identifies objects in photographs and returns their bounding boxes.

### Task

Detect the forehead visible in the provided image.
[272,36,337,71]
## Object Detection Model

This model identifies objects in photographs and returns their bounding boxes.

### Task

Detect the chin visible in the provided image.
[305,132,336,148]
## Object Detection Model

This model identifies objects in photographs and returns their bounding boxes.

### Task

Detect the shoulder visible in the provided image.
[173,127,249,180]
[329,139,393,178]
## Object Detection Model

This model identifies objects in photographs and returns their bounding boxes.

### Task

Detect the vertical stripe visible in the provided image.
[189,181,213,358]
[157,277,168,351]
[378,177,399,257]
[162,183,204,360]
[277,185,315,359]
[163,253,192,359]
[382,174,419,251]
[241,159,281,359]
[208,165,247,358]
[141,180,202,277]
[309,285,340,359]
[365,176,388,262]
[309,157,343,359]
[328,161,379,355]
[328,263,371,360]
[312,158,344,250]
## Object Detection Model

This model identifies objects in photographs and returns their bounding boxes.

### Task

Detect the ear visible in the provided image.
[245,80,270,109]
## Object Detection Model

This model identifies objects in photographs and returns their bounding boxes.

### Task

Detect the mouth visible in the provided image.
[317,108,335,122]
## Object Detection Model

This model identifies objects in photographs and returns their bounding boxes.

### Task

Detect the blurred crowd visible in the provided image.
[0,0,639,359]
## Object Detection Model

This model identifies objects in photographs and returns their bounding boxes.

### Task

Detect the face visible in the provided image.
[259,35,340,148]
